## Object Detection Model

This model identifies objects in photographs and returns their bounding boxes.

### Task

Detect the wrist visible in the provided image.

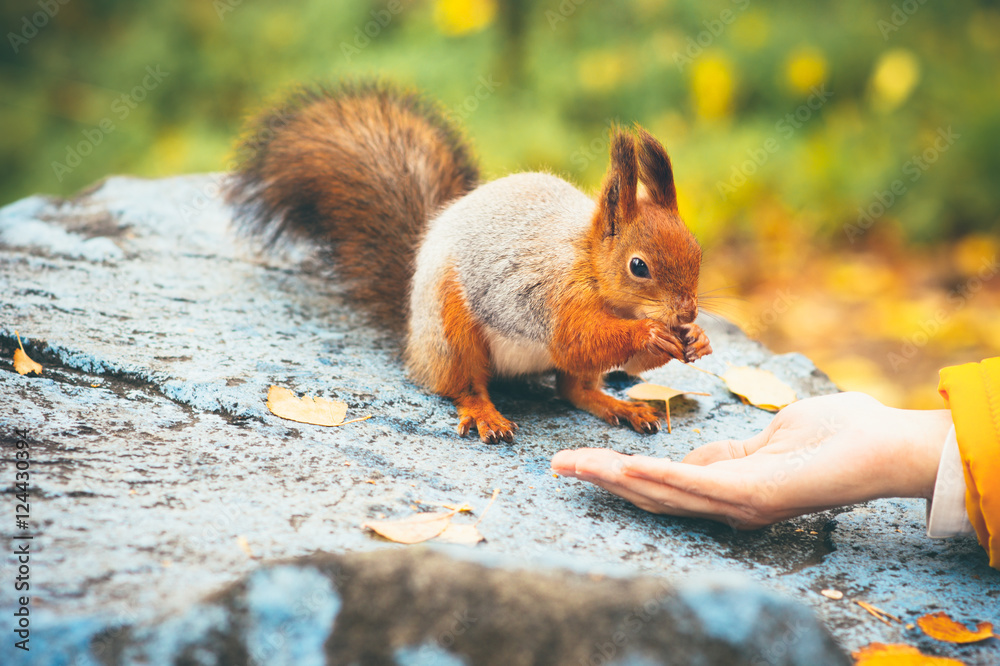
[889,407,953,499]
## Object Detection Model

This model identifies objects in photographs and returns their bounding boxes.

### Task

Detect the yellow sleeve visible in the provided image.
[938,357,1000,569]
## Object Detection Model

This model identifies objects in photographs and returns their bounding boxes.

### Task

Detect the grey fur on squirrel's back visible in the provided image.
[407,172,595,384]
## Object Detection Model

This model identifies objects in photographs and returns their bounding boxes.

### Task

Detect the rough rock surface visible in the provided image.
[0,175,997,664]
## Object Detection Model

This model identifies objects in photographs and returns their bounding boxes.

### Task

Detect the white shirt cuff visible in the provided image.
[926,425,975,538]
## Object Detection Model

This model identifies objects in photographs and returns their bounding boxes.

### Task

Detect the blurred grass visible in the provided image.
[2,0,998,408]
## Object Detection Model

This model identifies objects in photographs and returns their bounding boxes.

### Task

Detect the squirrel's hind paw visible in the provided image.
[454,399,518,444]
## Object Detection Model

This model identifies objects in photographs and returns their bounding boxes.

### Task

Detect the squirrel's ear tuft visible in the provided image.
[635,125,677,211]
[598,129,638,238]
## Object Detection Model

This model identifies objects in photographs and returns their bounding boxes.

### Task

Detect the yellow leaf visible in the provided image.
[433,0,496,36]
[12,331,42,376]
[917,611,995,644]
[626,382,711,433]
[691,55,735,120]
[435,523,485,545]
[852,643,964,665]
[869,49,920,113]
[785,47,828,94]
[720,367,797,411]
[364,511,455,544]
[266,385,350,426]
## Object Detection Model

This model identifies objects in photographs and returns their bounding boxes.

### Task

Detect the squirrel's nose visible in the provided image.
[676,298,697,324]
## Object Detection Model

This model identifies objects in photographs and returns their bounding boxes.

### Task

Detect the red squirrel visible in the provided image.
[227,81,711,443]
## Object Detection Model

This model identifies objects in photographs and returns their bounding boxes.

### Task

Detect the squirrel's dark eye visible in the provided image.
[629,257,650,279]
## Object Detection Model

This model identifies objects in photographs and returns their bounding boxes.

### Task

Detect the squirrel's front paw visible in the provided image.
[642,321,686,361]
[678,323,712,362]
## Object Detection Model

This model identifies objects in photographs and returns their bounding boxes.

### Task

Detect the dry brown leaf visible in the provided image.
[435,523,485,545]
[720,366,796,411]
[13,331,42,376]
[852,643,965,665]
[820,589,844,600]
[625,383,711,433]
[266,386,349,426]
[364,511,455,544]
[917,611,995,644]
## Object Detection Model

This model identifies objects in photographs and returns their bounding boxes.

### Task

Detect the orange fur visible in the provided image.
[436,268,517,444]
[231,83,709,441]
[547,127,708,433]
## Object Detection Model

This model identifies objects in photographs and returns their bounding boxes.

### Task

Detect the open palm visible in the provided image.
[551,393,952,529]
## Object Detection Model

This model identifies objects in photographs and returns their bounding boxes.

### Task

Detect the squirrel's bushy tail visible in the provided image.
[227,81,479,333]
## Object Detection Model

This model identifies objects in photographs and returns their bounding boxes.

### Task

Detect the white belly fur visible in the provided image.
[484,326,554,376]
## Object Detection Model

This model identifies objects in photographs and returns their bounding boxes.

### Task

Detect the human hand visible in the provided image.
[551,392,952,529]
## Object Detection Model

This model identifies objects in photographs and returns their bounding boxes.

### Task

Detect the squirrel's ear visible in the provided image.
[635,125,677,211]
[598,130,638,238]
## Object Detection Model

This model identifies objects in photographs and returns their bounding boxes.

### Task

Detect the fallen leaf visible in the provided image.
[266,386,349,426]
[625,383,711,432]
[432,489,499,545]
[364,511,455,544]
[852,643,964,665]
[820,589,844,600]
[12,331,42,376]
[720,366,796,411]
[435,523,485,545]
[917,611,995,643]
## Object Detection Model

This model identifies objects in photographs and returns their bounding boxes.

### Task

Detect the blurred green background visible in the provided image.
[3,0,999,407]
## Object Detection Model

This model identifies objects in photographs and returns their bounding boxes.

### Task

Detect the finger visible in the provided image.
[551,448,628,477]
[579,465,766,527]
[682,428,772,465]
[620,455,748,502]
[553,450,754,522]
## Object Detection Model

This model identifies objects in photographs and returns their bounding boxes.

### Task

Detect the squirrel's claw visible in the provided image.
[645,322,687,361]
[678,323,712,362]
[454,399,518,444]
[456,415,476,437]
